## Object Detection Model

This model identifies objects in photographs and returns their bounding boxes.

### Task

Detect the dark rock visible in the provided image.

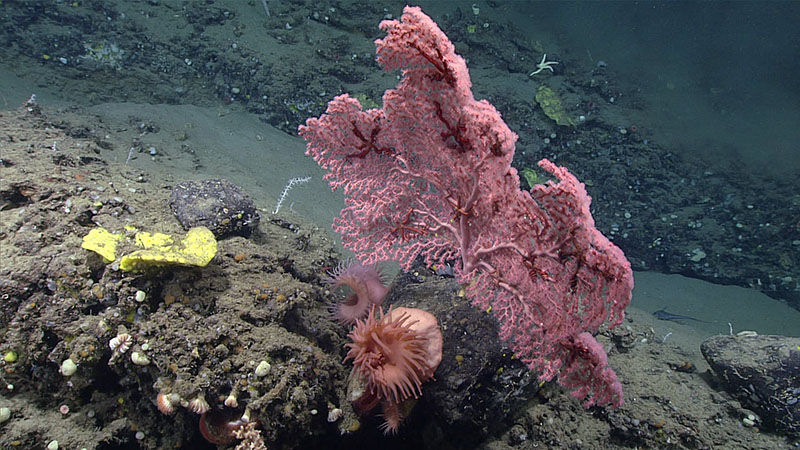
[169,179,260,238]
[701,334,800,435]
[383,265,540,447]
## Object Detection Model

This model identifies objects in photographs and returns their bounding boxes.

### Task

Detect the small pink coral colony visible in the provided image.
[301,4,633,424]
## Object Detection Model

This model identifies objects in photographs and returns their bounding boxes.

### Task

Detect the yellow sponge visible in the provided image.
[82,226,217,272]
[81,228,123,263]
[120,227,217,271]
[133,231,175,249]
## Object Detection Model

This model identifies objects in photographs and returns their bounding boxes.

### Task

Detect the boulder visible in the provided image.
[169,179,259,238]
[701,334,800,435]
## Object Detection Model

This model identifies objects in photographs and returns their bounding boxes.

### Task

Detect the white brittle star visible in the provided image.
[529,53,559,76]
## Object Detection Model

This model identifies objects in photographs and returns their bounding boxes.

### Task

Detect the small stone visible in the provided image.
[254,360,271,377]
[131,352,150,366]
[47,441,59,450]
[60,359,77,377]
[0,407,10,423]
[689,248,706,262]
[135,290,146,302]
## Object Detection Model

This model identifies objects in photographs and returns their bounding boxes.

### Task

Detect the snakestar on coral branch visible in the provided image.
[529,53,558,76]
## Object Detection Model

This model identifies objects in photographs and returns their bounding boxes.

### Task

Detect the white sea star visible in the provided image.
[529,53,559,76]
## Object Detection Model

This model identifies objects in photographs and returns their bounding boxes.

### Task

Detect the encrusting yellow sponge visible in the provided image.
[120,227,217,271]
[132,230,175,249]
[81,226,217,272]
[81,228,123,263]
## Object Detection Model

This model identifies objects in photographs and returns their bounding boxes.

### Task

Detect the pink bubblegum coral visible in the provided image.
[300,6,632,407]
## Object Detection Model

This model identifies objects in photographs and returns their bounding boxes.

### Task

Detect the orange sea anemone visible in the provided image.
[345,306,443,433]
[325,260,388,324]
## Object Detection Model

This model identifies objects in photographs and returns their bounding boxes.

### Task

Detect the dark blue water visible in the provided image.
[493,1,800,178]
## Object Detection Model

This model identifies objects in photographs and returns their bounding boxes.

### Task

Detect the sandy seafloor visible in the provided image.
[1,1,799,449]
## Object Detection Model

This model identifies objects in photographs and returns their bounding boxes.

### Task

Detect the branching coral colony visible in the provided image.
[301,5,634,435]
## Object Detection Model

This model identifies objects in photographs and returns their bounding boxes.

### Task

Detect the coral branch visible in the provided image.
[300,6,633,408]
